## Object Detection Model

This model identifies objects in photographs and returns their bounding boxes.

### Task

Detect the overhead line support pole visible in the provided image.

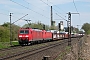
[10,13,13,46]
[67,12,79,46]
[51,6,53,26]
[68,12,71,46]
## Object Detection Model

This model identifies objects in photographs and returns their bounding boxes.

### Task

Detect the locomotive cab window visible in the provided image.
[20,30,24,34]
[20,30,29,34]
[25,30,29,34]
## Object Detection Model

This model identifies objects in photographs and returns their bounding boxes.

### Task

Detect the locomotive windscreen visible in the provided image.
[20,30,29,34]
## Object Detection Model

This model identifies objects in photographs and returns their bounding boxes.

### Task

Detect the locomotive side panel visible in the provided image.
[45,32,52,40]
[32,30,43,41]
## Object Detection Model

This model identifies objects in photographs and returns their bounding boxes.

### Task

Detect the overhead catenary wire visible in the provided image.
[0,8,29,20]
[22,0,51,21]
[0,3,36,22]
[73,0,78,13]
[40,0,66,18]
[55,13,67,21]
[10,0,50,19]
[12,14,28,24]
[46,0,66,15]
[22,0,46,12]
[72,0,81,29]
[0,12,25,20]
[47,0,66,13]
[0,8,26,15]
[40,0,50,7]
[53,8,66,17]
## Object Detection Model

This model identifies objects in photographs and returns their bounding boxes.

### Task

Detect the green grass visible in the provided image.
[11,41,19,46]
[0,42,10,49]
[0,41,19,49]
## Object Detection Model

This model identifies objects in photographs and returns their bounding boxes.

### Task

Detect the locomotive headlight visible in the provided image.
[25,35,29,37]
[19,35,22,37]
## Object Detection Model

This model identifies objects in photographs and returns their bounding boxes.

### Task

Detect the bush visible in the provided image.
[87,30,90,34]
[0,22,20,42]
[0,26,10,42]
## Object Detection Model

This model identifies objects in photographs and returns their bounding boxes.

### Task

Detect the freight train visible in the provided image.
[18,28,81,45]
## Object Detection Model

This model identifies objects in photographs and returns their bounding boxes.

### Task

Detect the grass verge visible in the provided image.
[0,41,19,49]
[0,42,10,49]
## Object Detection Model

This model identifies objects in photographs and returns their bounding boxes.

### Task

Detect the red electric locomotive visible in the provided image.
[18,28,52,45]
[18,28,70,45]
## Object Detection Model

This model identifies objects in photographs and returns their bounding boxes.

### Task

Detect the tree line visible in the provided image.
[0,22,89,42]
[0,22,20,42]
[0,22,51,42]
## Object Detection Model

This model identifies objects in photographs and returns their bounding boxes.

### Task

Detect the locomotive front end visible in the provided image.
[18,29,29,45]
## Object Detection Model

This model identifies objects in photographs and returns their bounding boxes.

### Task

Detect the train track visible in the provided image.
[0,39,69,60]
[0,40,60,58]
[17,38,80,60]
[0,37,81,60]
[17,40,68,60]
[0,46,32,59]
[0,41,55,55]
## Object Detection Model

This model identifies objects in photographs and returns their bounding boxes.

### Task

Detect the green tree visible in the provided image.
[1,22,10,27]
[11,24,20,41]
[0,26,10,42]
[1,22,20,41]
[81,23,90,34]
[23,21,50,30]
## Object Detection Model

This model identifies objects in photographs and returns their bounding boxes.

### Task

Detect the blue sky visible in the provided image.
[0,0,90,29]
